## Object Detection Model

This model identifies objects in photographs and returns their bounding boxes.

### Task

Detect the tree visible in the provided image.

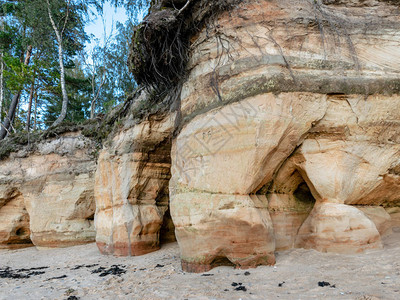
[0,15,4,123]
[24,76,35,131]
[0,1,36,138]
[0,45,32,139]
[0,0,99,137]
[45,0,97,126]
[45,0,69,127]
[82,19,114,119]
[0,0,148,137]
[43,59,92,126]
[81,19,136,119]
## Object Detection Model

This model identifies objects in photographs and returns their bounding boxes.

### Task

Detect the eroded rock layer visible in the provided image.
[170,0,400,271]
[95,112,176,256]
[2,0,398,271]
[0,132,96,248]
[0,188,31,249]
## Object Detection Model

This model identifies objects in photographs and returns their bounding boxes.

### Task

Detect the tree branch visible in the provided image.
[178,0,191,16]
[61,0,71,36]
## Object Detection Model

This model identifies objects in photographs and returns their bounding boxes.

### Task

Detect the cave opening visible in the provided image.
[293,181,316,211]
[258,169,318,251]
[15,227,29,237]
[86,213,95,221]
[160,208,177,244]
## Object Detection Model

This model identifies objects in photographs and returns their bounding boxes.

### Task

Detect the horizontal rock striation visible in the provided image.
[2,0,399,271]
[0,132,96,248]
[95,110,176,256]
[169,0,400,271]
[0,188,31,249]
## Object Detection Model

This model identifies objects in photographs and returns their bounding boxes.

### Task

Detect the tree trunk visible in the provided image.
[90,68,107,119]
[0,93,20,139]
[0,45,33,140]
[0,17,3,123]
[25,83,35,132]
[47,0,68,127]
[90,99,96,119]
[15,95,20,127]
[0,52,3,123]
[33,91,38,130]
[90,70,96,119]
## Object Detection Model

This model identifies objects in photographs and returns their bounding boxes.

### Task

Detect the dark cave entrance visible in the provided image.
[293,181,316,212]
[160,208,176,244]
[256,169,317,250]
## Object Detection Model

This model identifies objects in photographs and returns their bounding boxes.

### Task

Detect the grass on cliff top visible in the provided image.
[0,119,104,161]
[0,95,135,161]
[0,85,168,161]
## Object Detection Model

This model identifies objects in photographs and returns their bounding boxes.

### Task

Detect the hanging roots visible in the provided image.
[129,9,187,93]
[128,0,244,95]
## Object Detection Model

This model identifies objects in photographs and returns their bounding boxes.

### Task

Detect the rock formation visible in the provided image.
[168,0,400,271]
[0,188,31,249]
[94,96,176,256]
[170,93,327,271]
[1,0,400,275]
[0,132,96,248]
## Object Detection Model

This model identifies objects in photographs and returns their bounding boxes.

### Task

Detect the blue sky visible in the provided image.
[85,2,128,48]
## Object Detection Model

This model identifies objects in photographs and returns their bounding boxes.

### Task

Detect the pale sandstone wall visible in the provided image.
[95,113,176,256]
[3,0,398,272]
[0,132,96,248]
[170,0,400,272]
[0,189,30,249]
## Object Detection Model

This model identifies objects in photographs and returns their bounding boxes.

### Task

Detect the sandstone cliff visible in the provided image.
[0,132,96,248]
[1,0,399,276]
[89,0,400,272]
[94,91,176,256]
[165,0,400,271]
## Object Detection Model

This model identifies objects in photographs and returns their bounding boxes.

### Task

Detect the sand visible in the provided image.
[1,229,399,300]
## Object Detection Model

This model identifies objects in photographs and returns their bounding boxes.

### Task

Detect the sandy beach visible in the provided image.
[0,228,399,300]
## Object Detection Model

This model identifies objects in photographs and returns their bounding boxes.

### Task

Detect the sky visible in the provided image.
[85,2,128,49]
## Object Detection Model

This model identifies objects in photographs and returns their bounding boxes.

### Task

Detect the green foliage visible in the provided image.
[0,23,19,51]
[2,53,34,91]
[0,0,151,143]
[83,19,136,116]
[42,60,92,126]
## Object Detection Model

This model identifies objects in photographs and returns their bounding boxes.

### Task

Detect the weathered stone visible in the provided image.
[271,93,400,252]
[268,167,316,250]
[295,203,382,253]
[268,193,314,251]
[171,193,275,272]
[181,0,400,123]
[23,171,95,248]
[169,0,400,270]
[385,207,400,227]
[293,94,400,206]
[170,92,325,270]
[0,188,31,249]
[95,114,176,256]
[0,132,96,248]
[0,0,398,269]
[357,206,392,236]
[173,93,327,195]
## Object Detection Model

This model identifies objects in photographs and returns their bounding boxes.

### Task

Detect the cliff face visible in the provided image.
[94,93,176,256]
[1,0,400,275]
[0,132,96,248]
[169,0,400,271]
